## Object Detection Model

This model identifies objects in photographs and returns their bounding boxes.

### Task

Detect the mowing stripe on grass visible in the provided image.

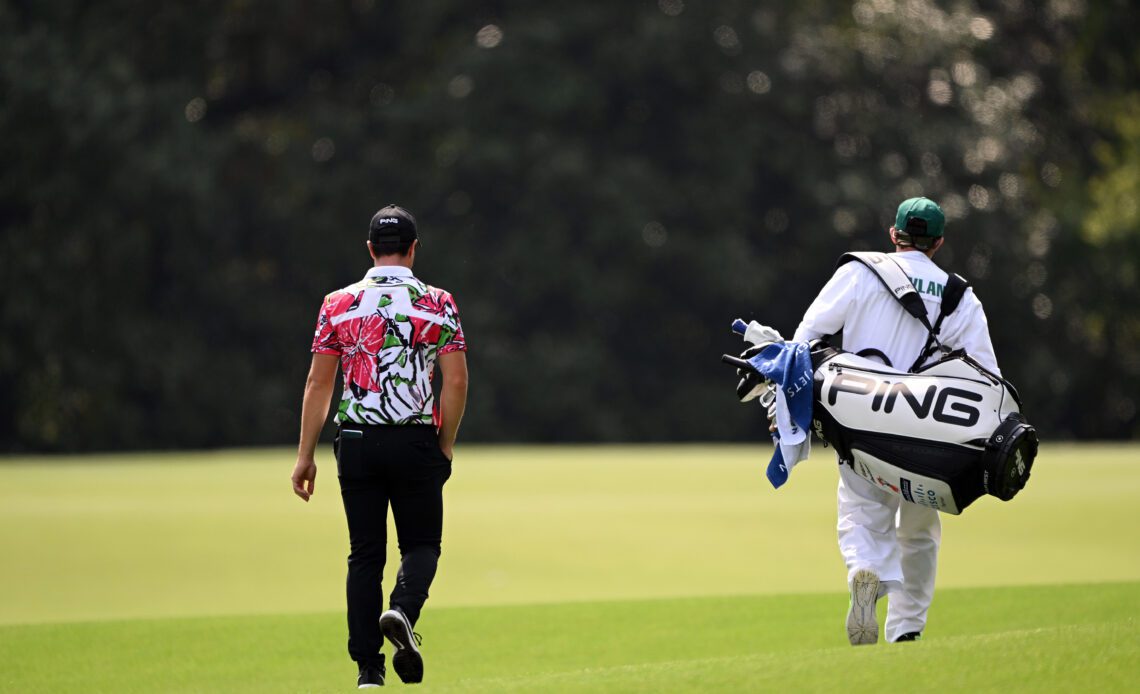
[441,620,1138,693]
[3,444,1138,625]
[1,582,1137,693]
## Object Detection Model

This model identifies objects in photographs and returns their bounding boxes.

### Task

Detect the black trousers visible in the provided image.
[335,424,452,666]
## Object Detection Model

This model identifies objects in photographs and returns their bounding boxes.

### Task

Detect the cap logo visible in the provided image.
[375,217,399,225]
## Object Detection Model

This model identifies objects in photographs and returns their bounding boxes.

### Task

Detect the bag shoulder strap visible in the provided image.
[836,252,973,372]
[909,272,972,372]
[836,252,931,330]
[940,273,969,316]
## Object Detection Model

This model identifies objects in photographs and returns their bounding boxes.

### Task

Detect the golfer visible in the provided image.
[291,204,468,687]
[792,197,999,645]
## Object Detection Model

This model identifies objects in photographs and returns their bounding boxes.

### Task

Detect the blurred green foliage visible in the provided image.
[1,0,1137,451]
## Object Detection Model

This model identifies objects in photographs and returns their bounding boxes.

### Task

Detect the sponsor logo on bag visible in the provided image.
[907,479,944,510]
[900,478,915,503]
[826,373,983,427]
[875,476,900,493]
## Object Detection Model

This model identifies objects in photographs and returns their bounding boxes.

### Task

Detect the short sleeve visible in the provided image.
[311,295,342,355]
[437,293,467,355]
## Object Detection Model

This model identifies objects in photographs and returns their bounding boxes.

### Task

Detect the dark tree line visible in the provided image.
[2,0,1138,452]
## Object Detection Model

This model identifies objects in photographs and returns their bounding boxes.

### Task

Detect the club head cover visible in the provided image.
[736,345,772,402]
[742,321,785,347]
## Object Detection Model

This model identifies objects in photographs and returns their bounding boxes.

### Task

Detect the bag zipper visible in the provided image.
[827,360,992,387]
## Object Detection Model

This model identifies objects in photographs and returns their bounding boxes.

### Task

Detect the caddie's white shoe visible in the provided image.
[846,568,880,645]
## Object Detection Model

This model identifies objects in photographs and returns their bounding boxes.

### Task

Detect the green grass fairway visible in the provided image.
[2,443,1139,691]
[1,584,1136,692]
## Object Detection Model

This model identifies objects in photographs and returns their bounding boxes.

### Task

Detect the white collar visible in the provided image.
[895,250,936,264]
[365,265,414,279]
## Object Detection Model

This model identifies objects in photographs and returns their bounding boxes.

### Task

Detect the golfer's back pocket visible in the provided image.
[335,428,364,476]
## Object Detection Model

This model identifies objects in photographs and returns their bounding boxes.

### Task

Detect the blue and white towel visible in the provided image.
[746,341,815,488]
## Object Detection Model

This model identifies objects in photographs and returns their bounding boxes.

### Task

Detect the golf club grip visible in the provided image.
[721,354,754,371]
[731,318,747,335]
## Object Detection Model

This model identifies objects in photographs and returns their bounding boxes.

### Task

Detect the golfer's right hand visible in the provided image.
[291,457,317,502]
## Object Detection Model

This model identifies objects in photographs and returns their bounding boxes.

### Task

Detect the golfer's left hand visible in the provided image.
[291,457,317,501]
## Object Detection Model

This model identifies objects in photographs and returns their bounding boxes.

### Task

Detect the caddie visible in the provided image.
[290,204,468,688]
[792,197,1000,645]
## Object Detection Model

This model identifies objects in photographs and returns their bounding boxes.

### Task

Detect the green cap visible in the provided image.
[894,197,945,238]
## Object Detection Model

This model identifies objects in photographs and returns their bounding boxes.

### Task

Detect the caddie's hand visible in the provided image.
[291,457,317,502]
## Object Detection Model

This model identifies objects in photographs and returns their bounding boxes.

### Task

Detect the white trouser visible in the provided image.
[837,463,941,642]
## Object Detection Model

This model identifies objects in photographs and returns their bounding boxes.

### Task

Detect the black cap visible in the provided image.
[368,204,418,248]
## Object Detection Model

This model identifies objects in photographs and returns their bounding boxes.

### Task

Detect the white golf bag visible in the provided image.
[807,342,1037,514]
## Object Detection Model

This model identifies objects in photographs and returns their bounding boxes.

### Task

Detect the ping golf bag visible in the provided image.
[805,342,1037,514]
